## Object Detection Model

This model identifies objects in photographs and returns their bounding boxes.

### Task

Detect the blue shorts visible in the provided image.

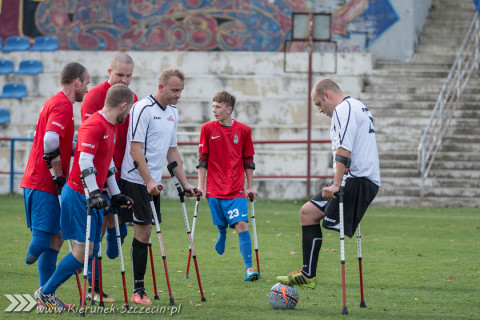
[24,188,60,234]
[60,183,102,243]
[207,198,248,229]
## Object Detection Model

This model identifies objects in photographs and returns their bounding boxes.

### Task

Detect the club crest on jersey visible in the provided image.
[233,134,238,144]
[167,116,174,122]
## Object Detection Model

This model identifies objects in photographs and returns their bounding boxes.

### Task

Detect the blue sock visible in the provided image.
[106,227,117,259]
[26,229,51,264]
[42,253,82,295]
[38,248,59,287]
[106,222,127,259]
[238,231,253,271]
[215,226,227,255]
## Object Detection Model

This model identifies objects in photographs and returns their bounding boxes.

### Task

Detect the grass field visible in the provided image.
[0,194,479,319]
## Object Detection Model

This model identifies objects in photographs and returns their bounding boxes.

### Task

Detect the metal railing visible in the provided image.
[417,11,479,196]
[1,137,332,195]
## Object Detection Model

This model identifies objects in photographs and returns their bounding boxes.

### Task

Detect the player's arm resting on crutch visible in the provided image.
[130,141,163,195]
[43,131,67,191]
[106,165,134,209]
[244,155,257,199]
[322,147,351,199]
[166,146,196,196]
[196,152,208,197]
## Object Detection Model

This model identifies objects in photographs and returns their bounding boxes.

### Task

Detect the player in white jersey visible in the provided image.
[277,79,380,289]
[120,68,196,305]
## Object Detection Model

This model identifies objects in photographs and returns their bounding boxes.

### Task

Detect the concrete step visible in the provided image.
[377,186,480,198]
[381,177,478,189]
[371,68,449,78]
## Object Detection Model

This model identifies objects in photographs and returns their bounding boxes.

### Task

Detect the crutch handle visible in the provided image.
[248,192,255,201]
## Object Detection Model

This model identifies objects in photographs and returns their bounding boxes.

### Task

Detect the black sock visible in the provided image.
[301,224,323,278]
[131,237,148,292]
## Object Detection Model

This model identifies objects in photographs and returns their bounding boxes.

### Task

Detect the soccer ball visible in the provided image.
[268,283,299,310]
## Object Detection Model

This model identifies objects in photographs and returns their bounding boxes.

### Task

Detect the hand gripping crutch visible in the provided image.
[335,155,351,315]
[247,193,260,276]
[148,237,160,300]
[185,194,201,279]
[44,160,83,301]
[150,186,175,305]
[167,161,206,302]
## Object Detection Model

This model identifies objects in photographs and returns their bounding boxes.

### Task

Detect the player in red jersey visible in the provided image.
[197,91,260,281]
[21,62,89,308]
[35,84,135,311]
[80,53,138,301]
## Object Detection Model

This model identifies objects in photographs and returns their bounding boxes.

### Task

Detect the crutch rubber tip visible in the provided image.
[184,275,189,279]
[90,300,95,306]
[360,301,367,308]
[99,301,104,307]
[201,297,207,302]
[80,310,86,317]
[123,304,130,310]
[342,307,349,314]
[154,295,160,300]
[169,298,175,306]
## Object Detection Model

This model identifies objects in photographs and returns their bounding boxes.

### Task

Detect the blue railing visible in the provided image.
[0,137,33,193]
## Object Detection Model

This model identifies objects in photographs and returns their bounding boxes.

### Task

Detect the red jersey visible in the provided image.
[81,80,138,180]
[68,112,116,194]
[21,92,75,194]
[199,120,254,198]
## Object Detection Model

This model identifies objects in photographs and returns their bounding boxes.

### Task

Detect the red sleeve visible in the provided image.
[45,100,73,138]
[77,122,102,156]
[198,124,209,154]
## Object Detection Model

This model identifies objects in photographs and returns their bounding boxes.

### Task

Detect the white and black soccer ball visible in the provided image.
[268,282,299,310]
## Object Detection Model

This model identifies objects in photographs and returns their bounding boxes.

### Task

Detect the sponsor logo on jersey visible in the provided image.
[167,116,174,122]
[211,136,220,140]
[103,135,109,139]
[52,121,64,130]
[82,142,95,149]
[233,134,238,144]
[154,116,161,120]
[84,113,92,118]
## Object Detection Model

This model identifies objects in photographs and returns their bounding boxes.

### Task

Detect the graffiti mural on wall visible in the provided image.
[0,0,398,52]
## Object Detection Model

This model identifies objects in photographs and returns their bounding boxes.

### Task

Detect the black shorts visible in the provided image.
[120,179,161,225]
[310,178,379,238]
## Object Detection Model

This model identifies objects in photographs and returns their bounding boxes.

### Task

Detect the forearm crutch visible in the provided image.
[357,224,366,308]
[150,187,175,305]
[111,205,130,310]
[336,155,351,315]
[97,243,104,307]
[147,237,159,300]
[45,163,82,299]
[80,183,93,317]
[167,161,206,302]
[247,193,260,276]
[185,195,200,279]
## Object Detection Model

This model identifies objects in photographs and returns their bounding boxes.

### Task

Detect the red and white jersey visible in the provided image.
[199,120,254,198]
[21,92,75,194]
[81,80,138,180]
[68,112,116,194]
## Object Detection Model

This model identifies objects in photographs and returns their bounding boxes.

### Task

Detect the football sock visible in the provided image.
[238,231,253,271]
[131,238,148,292]
[301,224,323,278]
[37,248,59,287]
[42,252,82,295]
[26,229,51,264]
[106,226,117,259]
[215,226,227,255]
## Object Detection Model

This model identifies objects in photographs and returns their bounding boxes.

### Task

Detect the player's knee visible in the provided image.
[26,229,51,264]
[235,221,248,233]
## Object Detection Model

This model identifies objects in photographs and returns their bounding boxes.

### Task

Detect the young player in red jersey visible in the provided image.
[80,53,138,301]
[35,84,135,311]
[197,91,260,281]
[21,62,89,308]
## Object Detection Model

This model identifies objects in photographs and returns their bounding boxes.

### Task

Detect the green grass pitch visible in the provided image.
[0,194,479,319]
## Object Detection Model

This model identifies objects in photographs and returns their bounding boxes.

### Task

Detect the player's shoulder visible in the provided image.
[233,120,251,131]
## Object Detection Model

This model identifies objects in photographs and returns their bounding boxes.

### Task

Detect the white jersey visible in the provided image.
[330,97,381,186]
[121,95,178,184]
